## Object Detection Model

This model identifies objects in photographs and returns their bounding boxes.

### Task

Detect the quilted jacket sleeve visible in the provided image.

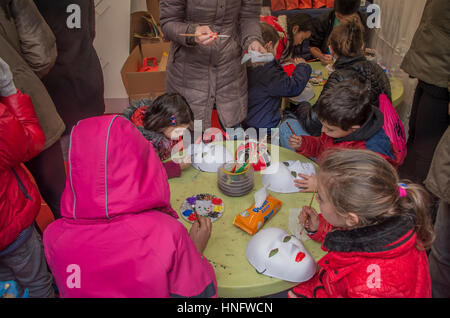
[160,0,199,47]
[0,90,45,169]
[239,0,264,51]
[11,0,57,77]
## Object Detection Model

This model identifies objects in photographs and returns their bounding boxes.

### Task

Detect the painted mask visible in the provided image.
[246,227,317,283]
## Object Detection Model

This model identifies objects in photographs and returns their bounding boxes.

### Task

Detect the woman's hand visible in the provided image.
[319,54,333,65]
[194,25,217,47]
[293,57,306,65]
[189,216,212,255]
[298,206,320,232]
[247,40,267,54]
[288,134,302,150]
[294,174,317,193]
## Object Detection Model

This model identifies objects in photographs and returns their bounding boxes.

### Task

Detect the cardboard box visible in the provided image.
[121,41,171,102]
[146,0,160,24]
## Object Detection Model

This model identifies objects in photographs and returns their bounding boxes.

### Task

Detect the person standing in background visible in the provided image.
[0,0,66,220]
[425,127,450,298]
[398,0,450,186]
[34,0,106,157]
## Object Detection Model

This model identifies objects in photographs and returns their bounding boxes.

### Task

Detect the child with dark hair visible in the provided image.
[280,18,390,144]
[243,22,312,137]
[309,0,371,65]
[288,76,399,192]
[123,93,194,178]
[281,13,313,62]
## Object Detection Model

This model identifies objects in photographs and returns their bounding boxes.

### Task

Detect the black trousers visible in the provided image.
[24,140,66,220]
[399,80,450,185]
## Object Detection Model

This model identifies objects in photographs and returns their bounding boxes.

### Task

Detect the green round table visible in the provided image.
[169,142,327,298]
[291,61,404,107]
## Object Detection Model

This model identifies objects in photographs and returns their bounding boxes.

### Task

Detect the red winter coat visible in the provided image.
[291,213,431,298]
[0,90,45,251]
[295,107,402,168]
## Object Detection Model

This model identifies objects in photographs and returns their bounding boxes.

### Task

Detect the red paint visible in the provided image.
[212,198,222,205]
[188,213,197,222]
[295,252,306,263]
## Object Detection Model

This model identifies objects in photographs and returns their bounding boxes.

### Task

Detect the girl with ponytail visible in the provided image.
[289,149,433,298]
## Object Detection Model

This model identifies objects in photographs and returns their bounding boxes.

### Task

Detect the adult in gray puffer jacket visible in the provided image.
[160,0,265,131]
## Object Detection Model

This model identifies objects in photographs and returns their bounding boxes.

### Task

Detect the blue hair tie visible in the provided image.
[169,115,176,126]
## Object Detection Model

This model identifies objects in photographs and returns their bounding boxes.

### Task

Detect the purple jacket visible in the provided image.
[43,115,216,298]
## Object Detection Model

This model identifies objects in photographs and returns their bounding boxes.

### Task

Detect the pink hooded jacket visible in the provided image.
[43,115,217,298]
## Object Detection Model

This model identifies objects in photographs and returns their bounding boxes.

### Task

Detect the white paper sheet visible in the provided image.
[288,208,311,242]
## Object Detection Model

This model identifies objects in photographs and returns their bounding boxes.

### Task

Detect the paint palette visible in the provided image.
[180,194,225,223]
[309,70,326,86]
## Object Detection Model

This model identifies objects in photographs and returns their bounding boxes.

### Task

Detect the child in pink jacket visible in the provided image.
[43,115,216,298]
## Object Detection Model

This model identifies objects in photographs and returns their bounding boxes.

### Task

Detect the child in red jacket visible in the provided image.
[0,58,54,297]
[289,149,433,298]
[289,76,400,192]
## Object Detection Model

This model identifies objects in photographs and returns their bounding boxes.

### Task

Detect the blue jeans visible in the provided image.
[279,118,310,151]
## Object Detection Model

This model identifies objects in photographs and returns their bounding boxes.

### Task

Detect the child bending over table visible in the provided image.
[289,149,433,298]
[242,22,312,138]
[288,76,401,192]
[123,93,194,178]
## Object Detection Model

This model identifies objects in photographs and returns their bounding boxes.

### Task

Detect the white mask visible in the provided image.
[262,160,316,193]
[246,227,317,283]
[188,143,234,172]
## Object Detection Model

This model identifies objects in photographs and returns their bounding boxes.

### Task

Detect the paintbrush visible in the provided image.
[179,33,231,38]
[304,190,316,229]
[286,121,295,135]
[191,204,201,228]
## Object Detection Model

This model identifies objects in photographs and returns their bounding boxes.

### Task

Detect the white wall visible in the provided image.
[93,0,131,112]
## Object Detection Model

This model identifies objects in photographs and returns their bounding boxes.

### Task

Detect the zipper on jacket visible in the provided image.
[11,168,33,201]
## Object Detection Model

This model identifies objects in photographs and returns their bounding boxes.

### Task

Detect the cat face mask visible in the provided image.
[246,228,317,283]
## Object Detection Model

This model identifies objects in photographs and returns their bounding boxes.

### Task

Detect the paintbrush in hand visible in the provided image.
[191,204,201,228]
[304,190,316,229]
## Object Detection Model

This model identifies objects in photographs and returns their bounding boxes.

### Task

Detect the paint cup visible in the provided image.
[218,163,254,197]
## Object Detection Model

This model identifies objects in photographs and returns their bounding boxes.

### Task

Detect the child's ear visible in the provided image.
[292,25,299,34]
[345,213,359,228]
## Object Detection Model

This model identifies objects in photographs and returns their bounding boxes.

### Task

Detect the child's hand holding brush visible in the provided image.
[298,206,320,233]
[286,122,302,150]
[298,191,320,233]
